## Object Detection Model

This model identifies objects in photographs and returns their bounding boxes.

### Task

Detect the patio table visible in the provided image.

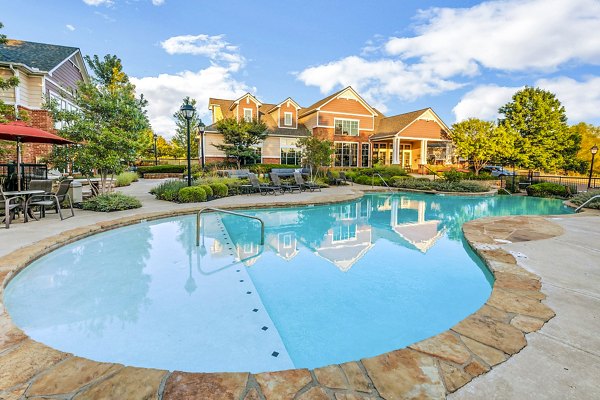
[2,190,45,222]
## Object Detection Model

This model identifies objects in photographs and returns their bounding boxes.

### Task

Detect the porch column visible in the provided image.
[392,137,400,165]
[420,139,428,164]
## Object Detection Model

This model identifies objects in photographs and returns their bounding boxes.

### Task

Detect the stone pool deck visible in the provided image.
[0,180,599,399]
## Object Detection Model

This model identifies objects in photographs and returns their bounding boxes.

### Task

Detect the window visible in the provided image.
[334,142,358,167]
[281,148,302,165]
[284,112,293,126]
[333,224,357,242]
[334,119,359,136]
[243,108,252,122]
[49,92,78,129]
[361,143,370,167]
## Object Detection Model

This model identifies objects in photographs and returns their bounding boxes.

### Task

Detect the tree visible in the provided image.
[214,117,267,169]
[572,123,600,175]
[45,54,149,193]
[0,22,20,124]
[297,136,334,178]
[172,97,202,158]
[498,87,578,172]
[450,118,505,175]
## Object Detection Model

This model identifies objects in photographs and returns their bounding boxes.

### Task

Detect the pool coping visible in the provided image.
[0,191,568,399]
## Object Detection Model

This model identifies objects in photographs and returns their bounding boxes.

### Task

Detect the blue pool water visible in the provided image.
[4,193,571,373]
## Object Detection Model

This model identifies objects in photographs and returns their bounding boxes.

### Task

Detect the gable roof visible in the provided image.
[0,39,79,72]
[370,108,431,140]
[229,92,262,110]
[299,86,379,118]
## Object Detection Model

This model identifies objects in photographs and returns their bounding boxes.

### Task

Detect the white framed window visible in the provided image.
[332,224,357,242]
[334,142,358,167]
[361,143,370,167]
[243,108,252,122]
[334,118,359,136]
[284,112,293,126]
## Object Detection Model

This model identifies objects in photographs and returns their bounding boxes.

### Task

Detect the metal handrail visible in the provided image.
[196,207,265,246]
[421,164,441,180]
[574,194,600,213]
[372,173,392,191]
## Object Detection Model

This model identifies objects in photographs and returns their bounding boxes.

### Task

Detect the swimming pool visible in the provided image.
[3,193,571,373]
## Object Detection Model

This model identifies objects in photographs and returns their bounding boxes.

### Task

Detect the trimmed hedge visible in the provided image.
[526,182,570,198]
[199,184,213,198]
[393,178,489,193]
[137,165,185,176]
[81,193,142,212]
[210,183,228,197]
[178,186,207,203]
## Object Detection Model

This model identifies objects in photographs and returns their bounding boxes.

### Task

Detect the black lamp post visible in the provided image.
[588,144,598,189]
[153,133,158,166]
[198,124,206,170]
[180,102,196,186]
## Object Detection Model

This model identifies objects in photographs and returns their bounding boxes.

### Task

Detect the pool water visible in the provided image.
[4,193,571,373]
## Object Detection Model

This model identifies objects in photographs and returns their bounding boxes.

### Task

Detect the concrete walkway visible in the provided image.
[450,214,600,400]
[1,179,599,399]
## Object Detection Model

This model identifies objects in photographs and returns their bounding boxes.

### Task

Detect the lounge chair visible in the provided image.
[248,173,281,195]
[339,171,353,185]
[270,173,301,193]
[327,171,343,185]
[1,181,23,229]
[27,179,74,221]
[293,172,321,192]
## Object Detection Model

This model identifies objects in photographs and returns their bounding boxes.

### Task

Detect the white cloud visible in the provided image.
[452,76,600,123]
[131,66,250,138]
[66,24,76,31]
[297,0,600,113]
[82,0,113,6]
[151,0,164,5]
[297,56,462,112]
[385,0,600,76]
[161,34,245,71]
[453,85,520,122]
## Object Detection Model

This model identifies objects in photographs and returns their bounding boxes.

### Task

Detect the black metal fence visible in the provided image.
[0,163,48,190]
[501,173,600,194]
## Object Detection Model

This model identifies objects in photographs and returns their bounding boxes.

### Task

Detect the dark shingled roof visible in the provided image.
[0,39,78,72]
[370,108,430,140]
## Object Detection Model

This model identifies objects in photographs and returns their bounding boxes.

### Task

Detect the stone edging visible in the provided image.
[0,198,563,399]
[360,186,497,197]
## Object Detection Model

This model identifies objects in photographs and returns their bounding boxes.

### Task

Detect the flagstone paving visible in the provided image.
[0,180,598,399]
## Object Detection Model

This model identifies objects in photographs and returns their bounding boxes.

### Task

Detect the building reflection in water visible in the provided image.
[203,194,453,272]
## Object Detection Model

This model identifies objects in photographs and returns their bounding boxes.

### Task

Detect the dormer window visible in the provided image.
[284,112,293,126]
[243,108,252,122]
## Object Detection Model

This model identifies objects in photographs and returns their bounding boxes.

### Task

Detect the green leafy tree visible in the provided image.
[214,117,267,169]
[45,54,149,193]
[297,135,334,178]
[172,97,202,158]
[0,22,20,129]
[450,118,506,175]
[572,123,600,175]
[498,87,578,172]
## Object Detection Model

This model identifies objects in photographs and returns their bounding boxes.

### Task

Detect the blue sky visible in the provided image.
[2,0,600,137]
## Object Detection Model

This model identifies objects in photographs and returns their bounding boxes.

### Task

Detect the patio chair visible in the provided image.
[327,171,343,186]
[27,179,74,221]
[293,172,321,192]
[270,173,301,193]
[28,179,53,193]
[339,171,353,185]
[248,173,280,195]
[1,181,23,229]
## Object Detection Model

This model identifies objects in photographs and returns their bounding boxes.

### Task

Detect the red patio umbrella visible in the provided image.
[0,121,74,191]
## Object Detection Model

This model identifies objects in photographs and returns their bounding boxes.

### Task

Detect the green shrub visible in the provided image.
[178,186,207,203]
[199,184,213,198]
[81,193,142,212]
[137,165,185,176]
[196,176,244,195]
[526,182,570,198]
[389,175,410,185]
[150,180,187,201]
[393,178,488,193]
[442,169,462,183]
[353,175,371,185]
[210,183,228,197]
[115,171,139,187]
[571,190,600,209]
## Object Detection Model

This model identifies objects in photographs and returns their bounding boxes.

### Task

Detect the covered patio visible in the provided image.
[370,136,452,172]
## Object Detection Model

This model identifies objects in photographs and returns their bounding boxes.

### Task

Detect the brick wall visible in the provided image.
[0,106,55,163]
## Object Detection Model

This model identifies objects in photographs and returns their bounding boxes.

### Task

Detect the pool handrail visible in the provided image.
[574,194,600,213]
[196,207,265,247]
[372,173,393,191]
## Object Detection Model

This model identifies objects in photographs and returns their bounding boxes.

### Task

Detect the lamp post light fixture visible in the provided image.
[180,102,196,186]
[198,123,206,170]
[588,144,598,189]
[153,133,158,166]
